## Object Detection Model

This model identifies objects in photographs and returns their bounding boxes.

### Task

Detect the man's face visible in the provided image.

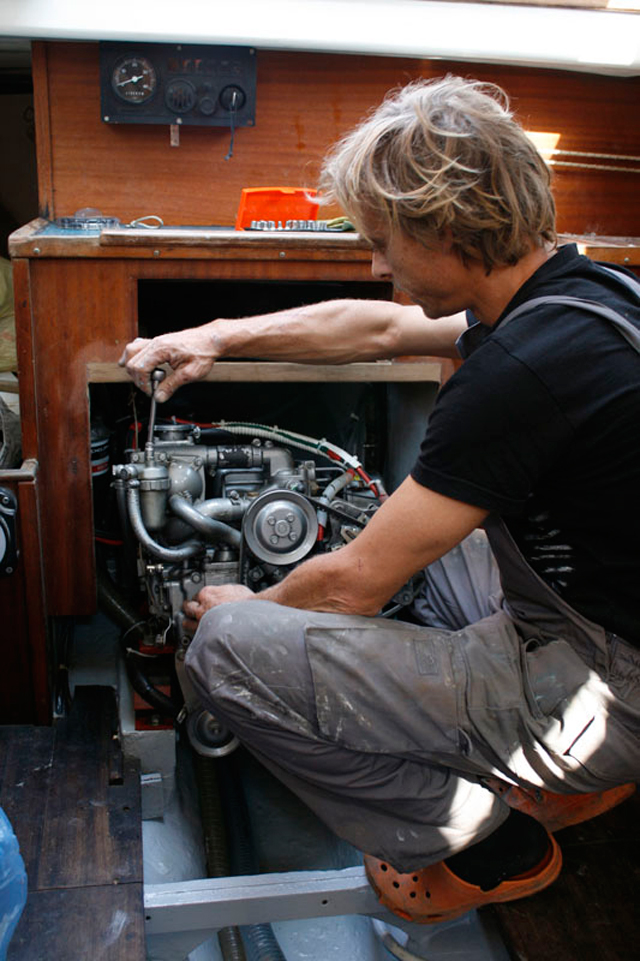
[363,217,474,319]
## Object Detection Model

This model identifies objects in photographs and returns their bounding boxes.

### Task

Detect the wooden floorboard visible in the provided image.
[36,688,142,890]
[0,725,55,880]
[488,787,640,961]
[7,885,146,961]
[0,686,146,960]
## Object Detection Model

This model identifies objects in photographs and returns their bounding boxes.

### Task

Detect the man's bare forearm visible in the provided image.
[257,548,380,615]
[210,300,465,364]
[120,299,466,401]
[255,478,487,616]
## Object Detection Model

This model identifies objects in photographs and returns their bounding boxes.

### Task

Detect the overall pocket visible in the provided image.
[305,619,461,758]
[524,638,638,784]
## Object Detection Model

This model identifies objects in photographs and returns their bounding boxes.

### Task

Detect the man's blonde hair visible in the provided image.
[319,76,556,270]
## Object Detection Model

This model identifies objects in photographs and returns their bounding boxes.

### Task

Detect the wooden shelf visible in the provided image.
[10,221,640,267]
[88,359,443,385]
[8,220,373,262]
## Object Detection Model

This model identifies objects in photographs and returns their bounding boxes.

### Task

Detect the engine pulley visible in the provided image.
[243,489,318,565]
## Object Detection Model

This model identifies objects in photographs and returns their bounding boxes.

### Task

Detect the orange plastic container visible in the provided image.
[235,187,319,230]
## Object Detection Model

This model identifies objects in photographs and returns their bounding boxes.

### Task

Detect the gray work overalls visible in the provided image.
[186,274,640,872]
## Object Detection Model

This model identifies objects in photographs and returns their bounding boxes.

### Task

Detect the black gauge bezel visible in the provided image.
[100,42,256,127]
[111,55,158,105]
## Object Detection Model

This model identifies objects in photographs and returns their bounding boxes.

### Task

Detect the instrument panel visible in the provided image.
[99,41,256,128]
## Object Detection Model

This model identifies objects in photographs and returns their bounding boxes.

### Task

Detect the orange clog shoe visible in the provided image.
[364,833,562,924]
[482,778,636,833]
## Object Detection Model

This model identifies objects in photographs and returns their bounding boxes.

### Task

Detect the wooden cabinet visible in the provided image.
[10,222,448,619]
[10,221,640,609]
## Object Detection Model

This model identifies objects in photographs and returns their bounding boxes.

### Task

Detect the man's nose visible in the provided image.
[371,250,392,281]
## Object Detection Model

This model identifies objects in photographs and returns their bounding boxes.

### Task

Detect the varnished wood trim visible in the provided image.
[31,43,55,220]
[9,221,640,267]
[11,259,38,459]
[17,476,50,725]
[89,359,443,384]
[573,245,640,266]
[98,227,368,248]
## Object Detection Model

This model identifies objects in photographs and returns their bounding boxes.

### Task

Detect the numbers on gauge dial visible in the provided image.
[112,57,157,103]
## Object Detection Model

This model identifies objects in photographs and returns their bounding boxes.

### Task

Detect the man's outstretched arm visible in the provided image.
[119,300,466,402]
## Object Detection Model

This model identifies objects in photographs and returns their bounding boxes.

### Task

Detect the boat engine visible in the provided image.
[110,386,415,754]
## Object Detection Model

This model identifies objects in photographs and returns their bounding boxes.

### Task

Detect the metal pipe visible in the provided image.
[145,368,166,464]
[169,495,242,549]
[113,477,139,566]
[126,484,203,562]
[198,497,248,524]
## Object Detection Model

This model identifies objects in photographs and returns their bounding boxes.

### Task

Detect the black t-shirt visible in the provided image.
[411,244,640,646]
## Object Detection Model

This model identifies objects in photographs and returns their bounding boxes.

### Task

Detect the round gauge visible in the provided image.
[111,55,157,104]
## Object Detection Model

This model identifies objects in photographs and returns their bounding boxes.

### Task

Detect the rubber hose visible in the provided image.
[124,658,181,720]
[96,568,182,720]
[126,485,203,562]
[242,919,287,961]
[96,567,141,632]
[218,754,287,961]
[193,753,247,961]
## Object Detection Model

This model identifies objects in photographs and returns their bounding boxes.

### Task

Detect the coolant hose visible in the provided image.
[96,568,182,720]
[169,494,242,549]
[195,753,288,961]
[194,753,247,961]
[218,754,288,961]
[126,485,203,562]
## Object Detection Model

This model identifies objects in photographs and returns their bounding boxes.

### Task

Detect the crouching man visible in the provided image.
[121,76,639,922]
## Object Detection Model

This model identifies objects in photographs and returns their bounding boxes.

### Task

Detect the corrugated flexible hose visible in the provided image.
[195,752,287,961]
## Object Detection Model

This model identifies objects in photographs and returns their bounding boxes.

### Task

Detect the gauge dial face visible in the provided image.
[111,56,157,104]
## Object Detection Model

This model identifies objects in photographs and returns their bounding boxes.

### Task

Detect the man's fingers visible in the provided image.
[121,339,215,401]
[118,337,151,367]
[121,337,175,379]
[183,600,201,619]
[153,365,197,403]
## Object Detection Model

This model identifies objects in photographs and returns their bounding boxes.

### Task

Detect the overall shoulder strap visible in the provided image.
[501,295,640,355]
[595,263,640,298]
